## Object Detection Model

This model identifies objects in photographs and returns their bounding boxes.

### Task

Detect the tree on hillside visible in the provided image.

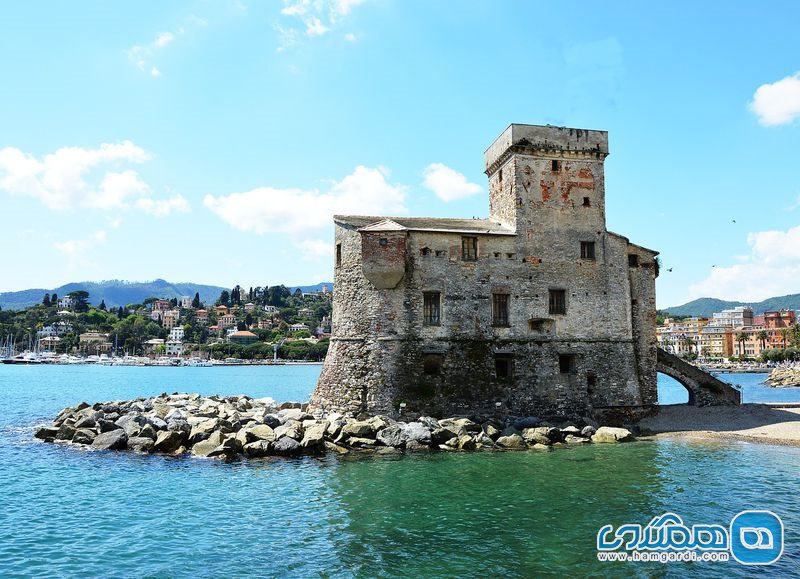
[192,292,201,309]
[99,300,107,311]
[757,330,769,352]
[217,290,230,306]
[117,306,125,318]
[68,290,90,313]
[736,332,747,357]
[51,293,58,304]
[42,294,51,307]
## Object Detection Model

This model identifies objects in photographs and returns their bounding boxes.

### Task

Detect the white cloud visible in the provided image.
[0,141,149,210]
[422,163,482,202]
[53,229,108,264]
[127,28,186,76]
[0,141,187,218]
[204,165,407,235]
[296,238,334,260]
[278,0,366,48]
[135,195,191,217]
[688,224,800,301]
[154,32,175,48]
[344,32,356,42]
[750,72,800,126]
[305,17,329,36]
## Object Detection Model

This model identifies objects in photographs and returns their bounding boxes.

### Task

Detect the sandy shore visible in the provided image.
[638,404,800,446]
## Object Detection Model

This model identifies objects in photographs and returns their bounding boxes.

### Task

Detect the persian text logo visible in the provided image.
[597,511,783,566]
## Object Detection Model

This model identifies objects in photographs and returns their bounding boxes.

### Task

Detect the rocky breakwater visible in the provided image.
[34,393,636,458]
[765,367,800,388]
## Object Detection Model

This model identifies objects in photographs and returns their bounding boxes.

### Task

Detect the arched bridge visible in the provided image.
[656,348,741,406]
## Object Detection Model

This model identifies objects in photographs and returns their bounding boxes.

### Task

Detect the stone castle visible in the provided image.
[310,124,660,420]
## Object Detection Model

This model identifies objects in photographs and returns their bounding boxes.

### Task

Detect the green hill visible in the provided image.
[665,294,800,318]
[0,279,334,310]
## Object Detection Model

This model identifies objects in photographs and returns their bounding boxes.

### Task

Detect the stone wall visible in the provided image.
[310,124,659,421]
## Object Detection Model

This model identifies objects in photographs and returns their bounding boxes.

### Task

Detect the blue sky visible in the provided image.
[2,0,800,308]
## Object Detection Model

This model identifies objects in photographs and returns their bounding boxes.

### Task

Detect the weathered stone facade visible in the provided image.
[310,124,660,420]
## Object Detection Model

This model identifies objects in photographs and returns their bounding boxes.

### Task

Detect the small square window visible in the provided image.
[423,292,441,326]
[559,354,575,374]
[379,237,388,246]
[580,241,595,260]
[492,293,510,326]
[423,354,443,375]
[461,236,478,261]
[551,159,561,172]
[628,254,639,267]
[582,197,591,207]
[495,354,513,379]
[549,289,566,315]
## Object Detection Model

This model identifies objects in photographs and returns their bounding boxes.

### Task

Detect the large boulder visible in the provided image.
[513,416,540,430]
[521,428,551,446]
[55,424,76,441]
[243,440,271,458]
[154,430,187,453]
[92,429,128,450]
[72,428,97,445]
[301,422,327,449]
[439,417,480,433]
[274,422,303,441]
[34,426,60,441]
[591,427,634,443]
[403,422,432,445]
[246,424,276,443]
[192,432,225,457]
[496,434,527,449]
[97,419,121,433]
[377,424,408,447]
[273,437,302,456]
[341,420,375,438]
[128,436,155,453]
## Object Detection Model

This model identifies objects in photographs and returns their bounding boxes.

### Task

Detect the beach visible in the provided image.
[639,404,800,446]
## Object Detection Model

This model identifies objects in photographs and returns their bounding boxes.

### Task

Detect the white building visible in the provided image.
[264,305,279,314]
[181,296,193,309]
[289,323,310,333]
[169,326,185,341]
[165,340,185,356]
[57,296,75,309]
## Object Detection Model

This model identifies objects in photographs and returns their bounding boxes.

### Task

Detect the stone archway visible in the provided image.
[656,348,741,406]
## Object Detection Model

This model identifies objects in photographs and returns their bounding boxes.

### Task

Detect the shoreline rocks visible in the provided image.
[34,393,636,459]
[765,367,800,388]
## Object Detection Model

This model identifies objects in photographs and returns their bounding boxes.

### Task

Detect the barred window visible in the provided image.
[461,236,477,261]
[549,289,566,315]
[492,293,510,326]
[580,241,595,260]
[423,292,441,326]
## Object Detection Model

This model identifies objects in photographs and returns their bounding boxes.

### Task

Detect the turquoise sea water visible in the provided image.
[1,365,799,577]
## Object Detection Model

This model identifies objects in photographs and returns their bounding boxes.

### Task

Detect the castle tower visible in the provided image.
[311,124,659,421]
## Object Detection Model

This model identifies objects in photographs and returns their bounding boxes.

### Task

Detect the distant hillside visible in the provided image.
[0,280,227,310]
[0,279,334,310]
[665,294,800,318]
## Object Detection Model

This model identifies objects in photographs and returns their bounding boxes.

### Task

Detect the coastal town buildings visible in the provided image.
[658,307,798,360]
[312,123,660,419]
